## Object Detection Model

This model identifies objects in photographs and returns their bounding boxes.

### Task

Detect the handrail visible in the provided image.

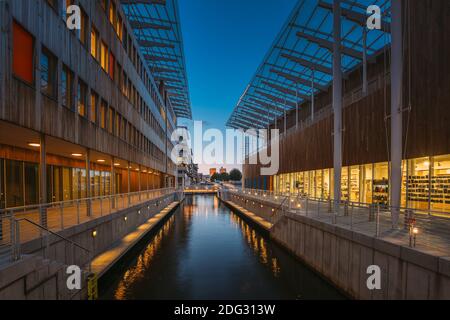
[0,187,176,214]
[15,218,90,254]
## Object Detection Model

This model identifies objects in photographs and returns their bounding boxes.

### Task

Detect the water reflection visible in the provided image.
[101,195,344,300]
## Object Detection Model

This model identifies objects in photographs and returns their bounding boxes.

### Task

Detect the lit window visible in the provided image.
[109,1,117,28]
[78,7,88,46]
[108,107,114,134]
[90,26,99,60]
[100,101,107,129]
[12,21,34,84]
[90,92,97,123]
[109,52,115,79]
[77,79,87,117]
[100,42,108,71]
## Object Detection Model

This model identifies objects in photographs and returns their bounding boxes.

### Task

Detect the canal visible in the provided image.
[100,194,345,300]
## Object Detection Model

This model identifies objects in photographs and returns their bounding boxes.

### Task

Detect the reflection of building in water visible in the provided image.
[114,215,175,300]
[229,212,279,277]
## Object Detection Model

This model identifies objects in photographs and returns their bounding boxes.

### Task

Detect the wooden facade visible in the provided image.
[0,0,177,176]
[244,0,450,184]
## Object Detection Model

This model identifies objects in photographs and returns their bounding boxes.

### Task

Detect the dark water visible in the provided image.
[100,195,344,300]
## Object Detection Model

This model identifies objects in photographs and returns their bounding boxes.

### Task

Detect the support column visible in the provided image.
[39,134,48,228]
[311,69,315,122]
[362,28,368,96]
[295,83,299,129]
[85,149,91,216]
[332,0,343,214]
[390,0,403,228]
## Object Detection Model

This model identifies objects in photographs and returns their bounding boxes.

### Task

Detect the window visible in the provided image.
[12,21,34,84]
[78,7,88,46]
[61,65,73,109]
[100,101,107,129]
[41,47,57,98]
[100,42,108,71]
[90,26,99,60]
[77,79,87,117]
[109,52,115,78]
[116,15,123,41]
[109,1,117,27]
[90,92,98,123]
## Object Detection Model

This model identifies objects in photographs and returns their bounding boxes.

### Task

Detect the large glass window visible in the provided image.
[430,155,450,212]
[373,162,389,206]
[78,7,88,46]
[407,157,430,211]
[24,162,38,206]
[341,167,348,201]
[5,160,24,208]
[41,47,57,98]
[62,168,72,201]
[361,164,373,204]
[0,159,5,209]
[349,166,360,202]
[13,21,34,84]
[100,101,107,129]
[323,169,330,200]
[316,170,323,199]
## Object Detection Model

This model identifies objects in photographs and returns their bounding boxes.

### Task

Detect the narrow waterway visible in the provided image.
[100,195,344,300]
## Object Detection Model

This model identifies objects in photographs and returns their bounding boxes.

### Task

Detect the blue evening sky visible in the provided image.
[177,0,297,174]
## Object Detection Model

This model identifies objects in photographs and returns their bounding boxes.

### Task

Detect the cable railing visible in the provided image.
[226,188,450,255]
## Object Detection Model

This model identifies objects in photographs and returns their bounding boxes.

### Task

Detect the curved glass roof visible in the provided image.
[121,0,192,119]
[227,0,392,129]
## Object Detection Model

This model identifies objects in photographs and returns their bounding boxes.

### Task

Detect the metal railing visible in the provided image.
[226,188,450,254]
[0,188,179,265]
[13,218,92,271]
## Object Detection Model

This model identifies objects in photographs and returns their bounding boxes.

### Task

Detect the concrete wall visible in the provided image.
[0,192,180,299]
[0,255,89,300]
[230,195,450,300]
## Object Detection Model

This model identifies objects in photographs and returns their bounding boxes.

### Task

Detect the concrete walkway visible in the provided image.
[225,201,273,230]
[90,201,180,278]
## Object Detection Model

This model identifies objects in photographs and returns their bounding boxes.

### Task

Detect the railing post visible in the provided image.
[344,200,349,216]
[100,198,103,217]
[60,203,64,230]
[305,197,309,217]
[350,203,354,229]
[15,218,20,261]
[77,201,80,225]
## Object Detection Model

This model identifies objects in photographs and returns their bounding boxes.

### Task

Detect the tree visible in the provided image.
[219,172,230,181]
[229,168,242,181]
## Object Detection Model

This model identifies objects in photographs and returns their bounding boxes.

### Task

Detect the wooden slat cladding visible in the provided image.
[0,0,173,173]
[244,0,450,181]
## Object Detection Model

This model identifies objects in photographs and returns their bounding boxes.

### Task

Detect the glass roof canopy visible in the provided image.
[226,0,392,130]
[121,0,192,119]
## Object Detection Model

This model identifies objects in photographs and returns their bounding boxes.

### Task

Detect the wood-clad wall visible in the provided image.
[244,0,450,183]
[0,0,175,175]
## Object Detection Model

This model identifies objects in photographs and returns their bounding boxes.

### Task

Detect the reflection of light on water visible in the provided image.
[229,212,280,277]
[114,215,175,300]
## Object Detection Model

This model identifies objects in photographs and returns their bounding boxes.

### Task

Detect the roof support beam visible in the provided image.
[235,111,270,126]
[247,96,288,113]
[121,0,166,5]
[128,20,171,30]
[254,90,297,109]
[261,81,311,101]
[296,31,363,59]
[280,53,332,75]
[241,103,281,117]
[139,39,175,49]
[270,68,328,91]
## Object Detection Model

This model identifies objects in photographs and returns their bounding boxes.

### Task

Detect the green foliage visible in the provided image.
[229,169,242,181]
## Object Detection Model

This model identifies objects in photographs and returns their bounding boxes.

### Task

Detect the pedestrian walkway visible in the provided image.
[228,190,450,257]
[91,201,180,277]
[0,189,176,245]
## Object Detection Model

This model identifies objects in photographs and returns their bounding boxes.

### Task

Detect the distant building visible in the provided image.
[209,168,217,176]
[219,167,227,174]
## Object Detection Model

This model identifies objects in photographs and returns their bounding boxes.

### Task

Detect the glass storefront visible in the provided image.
[272,154,450,213]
